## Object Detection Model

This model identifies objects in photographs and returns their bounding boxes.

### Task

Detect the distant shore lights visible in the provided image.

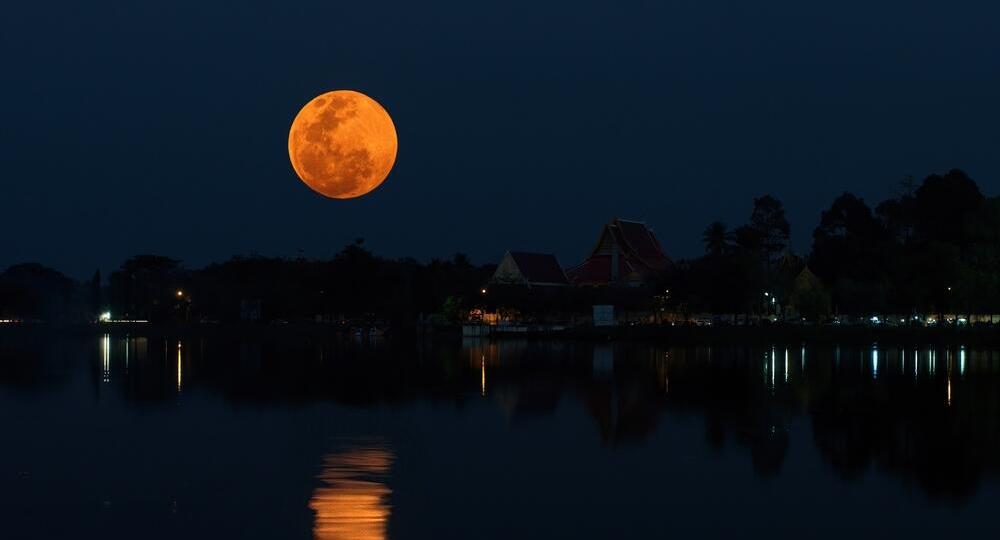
[96,311,148,324]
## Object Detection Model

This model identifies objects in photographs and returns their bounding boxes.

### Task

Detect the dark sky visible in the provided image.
[3,1,999,279]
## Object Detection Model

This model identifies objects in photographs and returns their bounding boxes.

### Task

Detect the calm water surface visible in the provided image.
[2,335,1000,538]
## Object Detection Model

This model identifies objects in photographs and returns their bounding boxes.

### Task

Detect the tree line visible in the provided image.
[1,168,997,324]
[679,168,999,319]
[0,239,494,325]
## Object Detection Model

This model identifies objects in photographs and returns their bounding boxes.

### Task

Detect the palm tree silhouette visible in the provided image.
[702,221,732,256]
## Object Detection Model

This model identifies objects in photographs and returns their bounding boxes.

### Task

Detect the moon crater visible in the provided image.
[288,90,397,199]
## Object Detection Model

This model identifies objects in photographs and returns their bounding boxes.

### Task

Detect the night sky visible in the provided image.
[3,1,999,279]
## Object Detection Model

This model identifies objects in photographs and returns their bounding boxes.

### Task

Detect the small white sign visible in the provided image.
[593,305,615,327]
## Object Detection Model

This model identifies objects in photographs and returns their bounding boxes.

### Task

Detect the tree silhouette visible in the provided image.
[702,221,732,257]
[810,193,889,314]
[0,263,78,321]
[88,270,102,316]
[749,195,790,263]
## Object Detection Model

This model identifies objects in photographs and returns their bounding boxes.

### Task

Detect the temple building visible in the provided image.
[566,218,671,286]
[490,251,570,288]
[785,266,831,320]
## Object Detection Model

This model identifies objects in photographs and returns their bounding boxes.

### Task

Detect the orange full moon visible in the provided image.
[288,90,398,199]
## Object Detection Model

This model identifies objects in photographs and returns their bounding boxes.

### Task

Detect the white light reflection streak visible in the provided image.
[101,334,110,383]
[872,345,879,379]
[770,347,776,390]
[176,341,183,392]
[784,349,789,384]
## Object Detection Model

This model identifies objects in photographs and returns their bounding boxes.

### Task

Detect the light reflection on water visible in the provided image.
[872,344,879,379]
[310,444,394,540]
[176,341,183,392]
[7,335,1000,537]
[460,339,1000,450]
[101,334,110,383]
[87,336,1000,420]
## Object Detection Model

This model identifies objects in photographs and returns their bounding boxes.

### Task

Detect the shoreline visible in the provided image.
[3,321,1000,346]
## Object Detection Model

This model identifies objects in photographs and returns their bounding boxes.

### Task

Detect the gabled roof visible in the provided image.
[564,255,621,284]
[792,265,824,290]
[567,219,671,285]
[508,252,569,285]
[613,219,671,271]
[492,251,569,286]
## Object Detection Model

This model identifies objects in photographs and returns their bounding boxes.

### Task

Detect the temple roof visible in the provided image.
[566,219,671,285]
[613,219,671,271]
[492,251,569,286]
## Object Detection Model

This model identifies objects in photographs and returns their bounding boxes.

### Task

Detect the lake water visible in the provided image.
[2,334,1000,538]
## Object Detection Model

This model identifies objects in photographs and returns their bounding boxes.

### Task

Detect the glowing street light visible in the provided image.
[176,290,184,298]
